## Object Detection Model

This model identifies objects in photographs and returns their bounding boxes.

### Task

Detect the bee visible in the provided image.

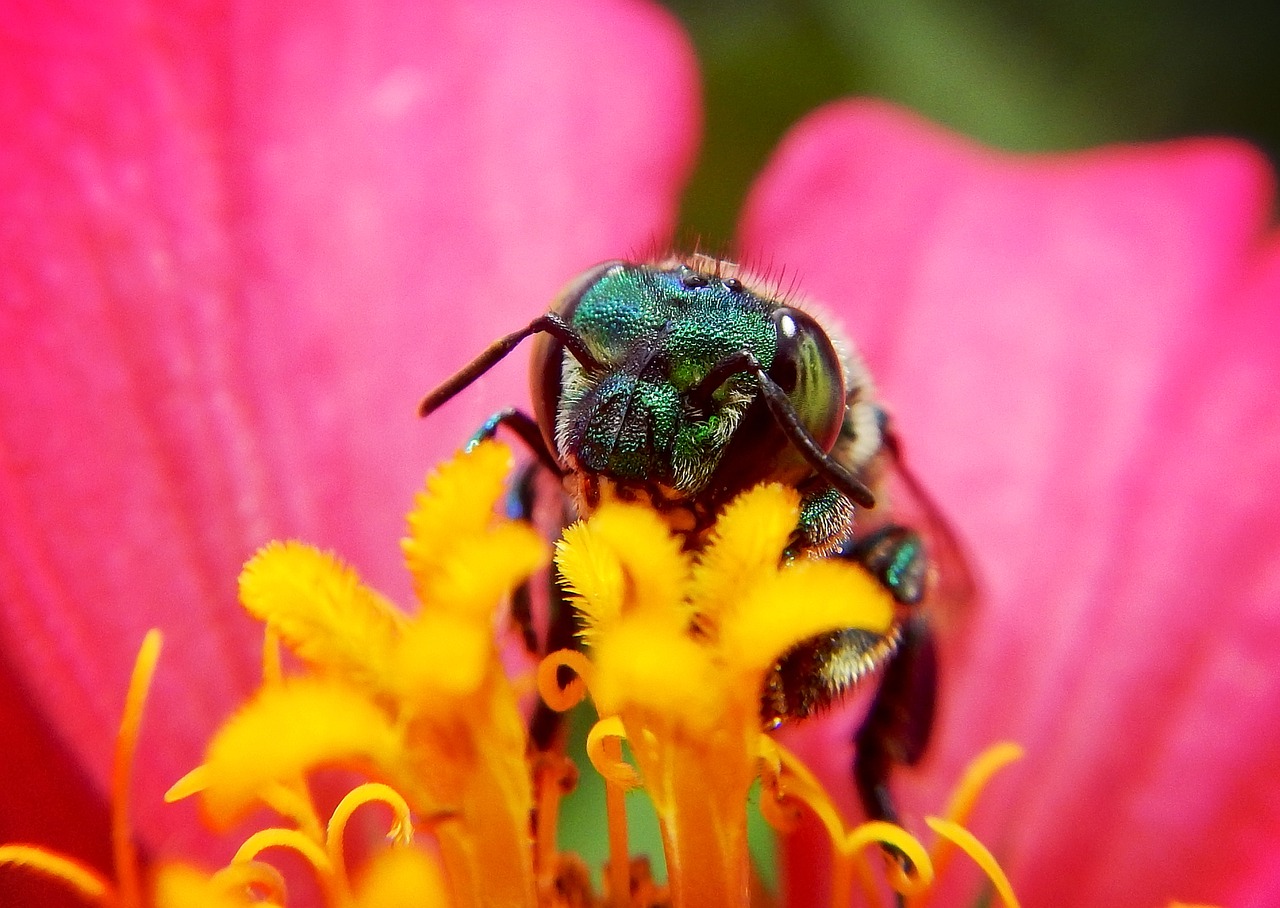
[419,253,973,829]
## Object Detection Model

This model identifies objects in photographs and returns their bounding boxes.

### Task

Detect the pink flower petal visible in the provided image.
[0,0,697,853]
[741,100,1279,904]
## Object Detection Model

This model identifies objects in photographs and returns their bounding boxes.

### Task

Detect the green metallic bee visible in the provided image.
[420,253,973,830]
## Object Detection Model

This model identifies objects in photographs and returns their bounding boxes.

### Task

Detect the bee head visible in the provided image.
[532,258,866,505]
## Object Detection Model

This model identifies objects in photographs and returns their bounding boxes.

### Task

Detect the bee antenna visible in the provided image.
[418,313,601,418]
[694,351,876,509]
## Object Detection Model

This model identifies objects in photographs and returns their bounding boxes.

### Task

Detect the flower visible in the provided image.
[2,2,1279,907]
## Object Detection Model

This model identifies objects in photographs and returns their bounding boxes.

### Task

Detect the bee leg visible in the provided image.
[503,460,543,655]
[490,446,579,753]
[469,406,565,478]
[852,615,937,820]
[851,619,937,907]
[846,527,936,880]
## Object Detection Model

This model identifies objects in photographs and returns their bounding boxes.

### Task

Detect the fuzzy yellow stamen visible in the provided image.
[240,541,405,694]
[403,440,547,613]
[545,485,900,908]
[191,679,408,829]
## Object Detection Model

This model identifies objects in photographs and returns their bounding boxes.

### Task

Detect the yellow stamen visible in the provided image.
[113,627,161,908]
[403,440,547,613]
[231,828,337,905]
[924,818,1020,908]
[240,541,405,695]
[328,782,414,850]
[535,650,592,712]
[197,680,406,829]
[601,733,632,908]
[759,737,932,908]
[687,482,799,621]
[0,846,114,903]
[326,782,415,899]
[915,741,1024,905]
[207,861,286,904]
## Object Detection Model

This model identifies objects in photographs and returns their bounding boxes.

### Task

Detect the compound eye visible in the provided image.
[530,260,626,455]
[769,308,846,452]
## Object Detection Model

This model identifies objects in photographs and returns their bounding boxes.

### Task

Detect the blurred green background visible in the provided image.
[661,0,1280,244]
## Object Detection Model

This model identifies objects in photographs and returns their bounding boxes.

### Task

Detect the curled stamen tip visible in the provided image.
[165,764,210,803]
[844,821,933,895]
[536,650,593,712]
[586,717,641,789]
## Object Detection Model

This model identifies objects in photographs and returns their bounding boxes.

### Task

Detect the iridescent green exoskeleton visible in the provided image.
[420,254,973,836]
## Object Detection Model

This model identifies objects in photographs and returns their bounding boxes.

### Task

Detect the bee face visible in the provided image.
[529,256,849,509]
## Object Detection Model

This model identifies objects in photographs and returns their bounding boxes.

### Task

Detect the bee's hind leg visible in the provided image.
[851,613,937,825]
[843,527,937,882]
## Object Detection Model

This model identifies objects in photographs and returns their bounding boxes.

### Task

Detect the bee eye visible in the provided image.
[769,308,845,450]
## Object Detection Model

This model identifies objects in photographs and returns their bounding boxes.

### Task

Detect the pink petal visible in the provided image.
[741,100,1278,904]
[0,0,697,854]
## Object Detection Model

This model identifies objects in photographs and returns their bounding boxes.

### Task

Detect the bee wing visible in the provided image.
[878,430,979,641]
